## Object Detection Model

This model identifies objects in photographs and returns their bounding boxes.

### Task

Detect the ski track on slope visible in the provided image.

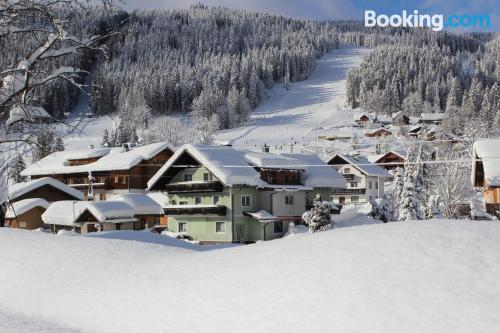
[214,46,371,150]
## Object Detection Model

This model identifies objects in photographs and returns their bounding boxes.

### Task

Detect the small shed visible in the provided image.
[392,111,410,126]
[42,201,137,234]
[5,198,50,230]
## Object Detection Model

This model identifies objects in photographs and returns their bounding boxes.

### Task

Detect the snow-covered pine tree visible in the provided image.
[54,137,65,152]
[398,145,424,221]
[301,194,334,232]
[8,153,27,183]
[101,129,110,147]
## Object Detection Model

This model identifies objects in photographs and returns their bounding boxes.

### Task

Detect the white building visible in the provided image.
[326,153,392,205]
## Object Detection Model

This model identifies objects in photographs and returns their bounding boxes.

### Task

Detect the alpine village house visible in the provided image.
[21,142,174,201]
[147,144,346,244]
[472,139,500,217]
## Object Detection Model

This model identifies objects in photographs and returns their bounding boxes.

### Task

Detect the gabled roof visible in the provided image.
[364,128,392,135]
[8,177,84,201]
[472,139,500,187]
[392,111,409,119]
[148,144,346,190]
[21,142,172,176]
[353,112,371,121]
[109,193,163,215]
[326,153,392,178]
[42,201,137,226]
[367,151,406,164]
[6,198,50,218]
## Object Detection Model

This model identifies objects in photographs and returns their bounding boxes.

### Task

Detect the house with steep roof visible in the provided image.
[364,128,392,138]
[21,142,174,201]
[392,111,410,126]
[8,177,84,203]
[326,153,392,205]
[419,112,444,125]
[472,139,500,217]
[5,198,50,230]
[147,144,346,244]
[367,151,406,170]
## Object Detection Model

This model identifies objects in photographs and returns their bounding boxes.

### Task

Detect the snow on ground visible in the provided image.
[1,220,499,333]
[214,46,371,152]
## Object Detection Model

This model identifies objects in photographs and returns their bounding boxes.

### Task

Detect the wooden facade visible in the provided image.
[11,184,82,203]
[365,129,392,138]
[31,148,173,198]
[5,206,46,230]
[374,152,405,170]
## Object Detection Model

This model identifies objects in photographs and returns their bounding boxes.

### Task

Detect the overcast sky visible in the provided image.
[120,0,498,31]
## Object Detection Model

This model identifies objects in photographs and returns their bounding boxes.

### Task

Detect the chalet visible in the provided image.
[42,201,137,233]
[353,113,372,127]
[392,111,410,126]
[364,128,392,138]
[367,151,406,170]
[419,112,444,125]
[108,193,163,230]
[327,153,392,205]
[472,139,500,217]
[408,124,422,137]
[21,142,174,200]
[373,115,392,126]
[5,198,50,230]
[147,144,346,243]
[8,177,84,203]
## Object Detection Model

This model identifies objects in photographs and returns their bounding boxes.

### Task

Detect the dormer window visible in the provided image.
[183,173,193,182]
[203,172,213,181]
[344,167,351,173]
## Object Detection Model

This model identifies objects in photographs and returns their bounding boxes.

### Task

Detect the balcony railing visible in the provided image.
[164,181,223,193]
[164,205,227,216]
[342,173,355,180]
[331,188,366,194]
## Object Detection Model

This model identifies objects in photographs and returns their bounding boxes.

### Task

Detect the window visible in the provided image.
[350,182,358,188]
[203,172,213,181]
[178,222,187,233]
[215,221,225,233]
[369,181,373,189]
[213,195,220,205]
[194,196,202,205]
[114,176,119,183]
[285,195,294,205]
[241,195,251,207]
[183,173,192,182]
[344,167,351,173]
[375,181,379,189]
[179,201,188,205]
[120,176,127,184]
[351,196,359,203]
[99,193,106,201]
[274,221,283,233]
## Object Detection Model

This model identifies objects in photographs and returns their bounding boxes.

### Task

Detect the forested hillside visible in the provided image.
[92,5,341,130]
[345,31,499,137]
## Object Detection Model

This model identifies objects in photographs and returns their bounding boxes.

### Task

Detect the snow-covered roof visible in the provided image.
[375,115,392,124]
[353,112,371,121]
[6,105,50,127]
[148,145,345,189]
[327,153,392,178]
[366,151,406,164]
[42,201,137,226]
[22,142,171,176]
[392,111,408,119]
[420,113,444,121]
[244,152,304,170]
[281,153,346,188]
[147,192,169,208]
[243,210,277,222]
[8,177,84,201]
[472,139,500,187]
[5,198,50,218]
[109,193,163,215]
[364,128,392,135]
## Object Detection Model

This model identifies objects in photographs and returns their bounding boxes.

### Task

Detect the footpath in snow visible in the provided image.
[214,46,371,150]
[0,220,499,333]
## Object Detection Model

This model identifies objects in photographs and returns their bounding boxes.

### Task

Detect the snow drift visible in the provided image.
[0,220,499,332]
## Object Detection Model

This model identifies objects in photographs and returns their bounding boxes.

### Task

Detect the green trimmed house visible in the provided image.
[147,144,346,244]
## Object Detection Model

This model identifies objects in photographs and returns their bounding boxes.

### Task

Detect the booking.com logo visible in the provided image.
[365,10,491,31]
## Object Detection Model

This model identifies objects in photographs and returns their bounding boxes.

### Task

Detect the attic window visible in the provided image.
[183,174,193,182]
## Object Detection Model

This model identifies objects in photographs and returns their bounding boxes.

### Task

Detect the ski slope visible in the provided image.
[0,219,499,332]
[214,46,371,150]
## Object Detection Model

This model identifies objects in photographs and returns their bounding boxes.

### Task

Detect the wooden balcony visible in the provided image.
[164,181,223,193]
[342,173,355,180]
[331,188,366,194]
[164,205,227,216]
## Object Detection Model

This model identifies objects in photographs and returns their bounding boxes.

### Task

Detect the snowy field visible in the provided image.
[1,219,499,333]
[214,46,371,151]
